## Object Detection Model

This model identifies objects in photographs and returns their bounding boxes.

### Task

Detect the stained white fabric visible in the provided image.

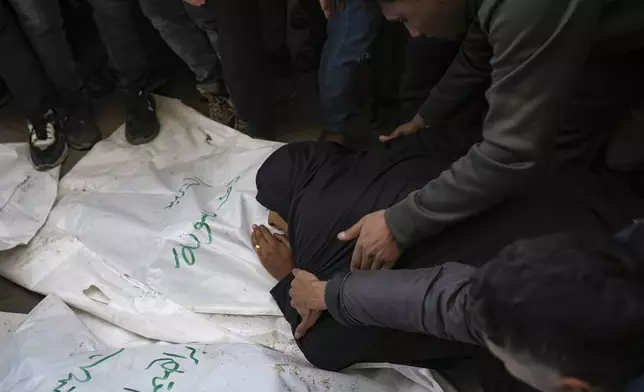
[0,143,59,251]
[0,97,452,391]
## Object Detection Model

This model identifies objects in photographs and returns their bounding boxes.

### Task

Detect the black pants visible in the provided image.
[86,0,147,92]
[7,0,83,99]
[186,0,275,140]
[0,3,53,123]
[399,36,461,123]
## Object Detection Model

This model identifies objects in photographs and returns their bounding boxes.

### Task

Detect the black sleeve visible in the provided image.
[325,263,483,346]
[418,21,492,126]
[386,0,604,247]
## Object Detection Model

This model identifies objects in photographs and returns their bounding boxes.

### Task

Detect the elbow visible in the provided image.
[477,139,543,174]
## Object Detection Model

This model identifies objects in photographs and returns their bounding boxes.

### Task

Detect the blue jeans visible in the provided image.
[319,0,380,134]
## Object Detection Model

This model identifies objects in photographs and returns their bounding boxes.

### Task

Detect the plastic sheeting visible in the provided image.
[0,97,284,343]
[0,143,59,251]
[0,97,452,391]
[0,296,442,392]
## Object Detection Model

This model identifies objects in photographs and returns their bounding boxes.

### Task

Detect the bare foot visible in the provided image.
[251,225,295,280]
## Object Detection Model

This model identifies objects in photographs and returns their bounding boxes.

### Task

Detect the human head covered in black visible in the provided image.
[470,220,644,392]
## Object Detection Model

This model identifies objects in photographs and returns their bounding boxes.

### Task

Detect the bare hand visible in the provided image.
[319,0,345,19]
[379,114,425,142]
[289,269,325,339]
[293,305,321,339]
[338,210,401,270]
[289,269,327,310]
[183,0,206,6]
[251,225,294,280]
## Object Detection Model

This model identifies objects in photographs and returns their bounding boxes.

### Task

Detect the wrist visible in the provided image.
[312,282,328,310]
[412,114,425,127]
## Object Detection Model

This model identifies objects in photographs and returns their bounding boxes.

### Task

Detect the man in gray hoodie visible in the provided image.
[337,0,644,270]
[291,221,644,392]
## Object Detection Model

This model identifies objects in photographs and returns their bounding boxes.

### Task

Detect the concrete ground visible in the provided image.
[0,65,326,315]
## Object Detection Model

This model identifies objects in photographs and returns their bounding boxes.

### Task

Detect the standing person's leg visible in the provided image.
[181,2,240,129]
[318,0,380,143]
[399,36,460,123]
[0,4,67,170]
[7,0,101,151]
[196,0,275,140]
[137,0,224,94]
[86,0,160,145]
[556,50,644,167]
[258,0,292,77]
[139,0,241,129]
[6,0,81,94]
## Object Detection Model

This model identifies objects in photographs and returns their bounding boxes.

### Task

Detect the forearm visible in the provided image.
[386,141,538,247]
[325,263,483,345]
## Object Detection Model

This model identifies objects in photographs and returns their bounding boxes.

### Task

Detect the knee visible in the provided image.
[297,335,353,372]
[299,345,347,372]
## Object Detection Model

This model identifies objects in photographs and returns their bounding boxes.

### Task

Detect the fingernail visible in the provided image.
[337,233,345,240]
[294,332,303,339]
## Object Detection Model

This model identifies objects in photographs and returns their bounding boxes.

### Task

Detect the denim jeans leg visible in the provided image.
[138,0,222,85]
[7,0,82,96]
[0,3,54,122]
[87,0,147,93]
[183,2,219,55]
[319,0,380,134]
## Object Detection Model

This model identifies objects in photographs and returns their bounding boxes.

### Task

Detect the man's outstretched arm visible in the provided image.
[325,263,483,345]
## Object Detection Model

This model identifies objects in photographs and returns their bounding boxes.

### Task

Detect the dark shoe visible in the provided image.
[63,91,102,151]
[125,90,160,145]
[198,81,238,128]
[29,110,68,171]
[233,117,250,136]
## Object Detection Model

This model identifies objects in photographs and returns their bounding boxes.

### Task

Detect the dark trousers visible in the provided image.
[7,0,82,100]
[319,0,381,134]
[557,49,644,168]
[86,0,147,92]
[87,0,223,93]
[187,0,274,139]
[0,3,53,123]
[399,36,461,122]
[140,0,222,87]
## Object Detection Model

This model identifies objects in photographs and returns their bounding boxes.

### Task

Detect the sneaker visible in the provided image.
[29,110,68,171]
[125,90,160,145]
[198,85,252,135]
[200,91,237,128]
[63,91,102,151]
[233,117,250,135]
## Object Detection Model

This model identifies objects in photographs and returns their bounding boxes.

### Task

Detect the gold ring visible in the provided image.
[255,244,261,251]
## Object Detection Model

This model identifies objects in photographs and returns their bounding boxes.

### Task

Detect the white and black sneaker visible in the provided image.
[29,110,68,171]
